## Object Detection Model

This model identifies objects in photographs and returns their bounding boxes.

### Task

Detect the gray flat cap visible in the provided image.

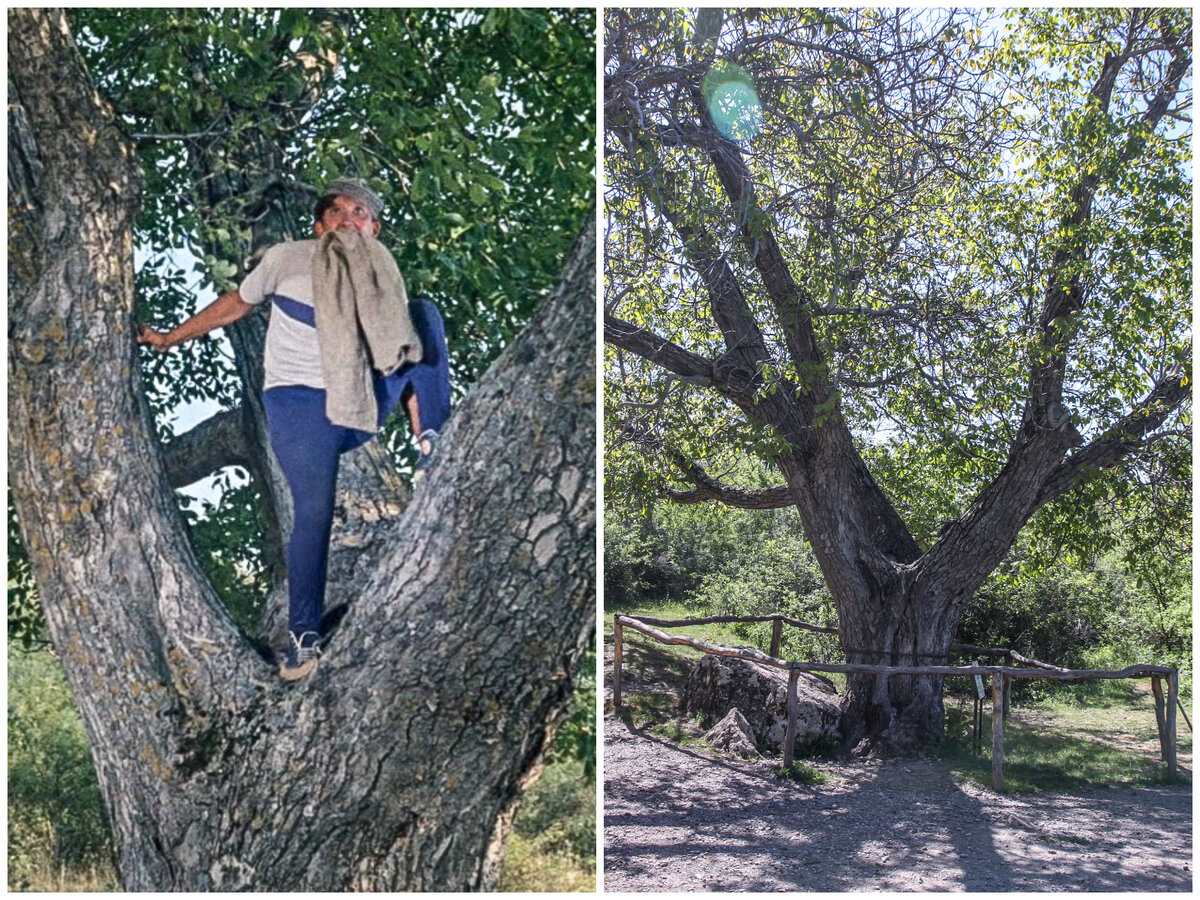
[322,178,384,219]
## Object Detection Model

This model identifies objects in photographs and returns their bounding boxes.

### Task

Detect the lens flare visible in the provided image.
[702,63,763,142]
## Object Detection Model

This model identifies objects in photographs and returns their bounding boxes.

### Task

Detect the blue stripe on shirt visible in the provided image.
[270,294,316,328]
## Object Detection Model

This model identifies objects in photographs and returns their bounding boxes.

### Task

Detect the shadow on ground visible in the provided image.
[603,630,1193,892]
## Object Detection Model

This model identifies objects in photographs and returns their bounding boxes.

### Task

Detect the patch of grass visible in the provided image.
[772,761,828,784]
[8,649,119,892]
[499,758,596,892]
[647,713,712,750]
[940,683,1191,793]
[6,862,119,894]
[500,840,594,893]
[608,636,699,723]
[611,680,711,749]
[613,690,675,730]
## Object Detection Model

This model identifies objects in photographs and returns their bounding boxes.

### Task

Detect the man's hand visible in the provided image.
[136,324,174,352]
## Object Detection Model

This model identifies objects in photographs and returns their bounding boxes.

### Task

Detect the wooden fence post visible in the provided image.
[613,617,624,709]
[783,667,799,767]
[992,672,1005,792]
[1165,669,1179,780]
[1151,675,1167,759]
[770,618,783,659]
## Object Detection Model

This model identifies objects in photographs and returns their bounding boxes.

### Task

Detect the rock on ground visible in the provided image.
[703,708,761,759]
[682,654,840,753]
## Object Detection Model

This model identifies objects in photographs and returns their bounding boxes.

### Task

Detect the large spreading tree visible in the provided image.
[604,8,1190,752]
[9,7,594,890]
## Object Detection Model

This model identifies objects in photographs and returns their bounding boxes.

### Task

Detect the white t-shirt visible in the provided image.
[238,239,324,390]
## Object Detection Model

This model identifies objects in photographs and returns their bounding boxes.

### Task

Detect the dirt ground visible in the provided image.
[603,643,1193,893]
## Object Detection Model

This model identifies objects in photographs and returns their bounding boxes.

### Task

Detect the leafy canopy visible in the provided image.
[72,7,596,427]
[605,8,1190,549]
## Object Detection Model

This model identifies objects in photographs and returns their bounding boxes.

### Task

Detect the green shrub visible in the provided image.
[603,510,697,608]
[8,649,117,891]
[8,493,47,651]
[958,537,1191,704]
[771,761,827,784]
[605,501,841,663]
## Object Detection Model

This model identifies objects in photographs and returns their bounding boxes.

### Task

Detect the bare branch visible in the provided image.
[663,450,796,509]
[604,313,716,387]
[160,407,253,489]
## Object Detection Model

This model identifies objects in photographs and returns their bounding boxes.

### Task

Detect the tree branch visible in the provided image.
[663,451,795,509]
[1034,366,1190,510]
[603,313,717,387]
[1029,14,1190,434]
[160,407,253,489]
[607,84,779,381]
[660,122,829,381]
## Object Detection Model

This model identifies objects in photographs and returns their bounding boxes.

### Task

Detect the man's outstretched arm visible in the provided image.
[137,290,255,351]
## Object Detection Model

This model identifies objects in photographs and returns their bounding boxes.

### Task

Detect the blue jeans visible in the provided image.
[263,298,451,636]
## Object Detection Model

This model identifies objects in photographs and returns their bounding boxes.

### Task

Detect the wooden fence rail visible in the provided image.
[612,613,1182,790]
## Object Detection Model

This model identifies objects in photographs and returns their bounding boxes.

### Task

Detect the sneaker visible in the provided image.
[279,631,322,681]
[416,429,440,470]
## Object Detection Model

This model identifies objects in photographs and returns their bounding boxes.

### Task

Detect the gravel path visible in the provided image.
[603,641,1193,895]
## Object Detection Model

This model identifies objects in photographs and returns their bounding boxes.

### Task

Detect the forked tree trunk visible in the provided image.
[8,8,595,890]
[771,449,964,754]
[605,6,1189,758]
[779,425,1072,754]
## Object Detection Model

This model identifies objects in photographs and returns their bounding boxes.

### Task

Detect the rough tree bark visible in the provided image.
[604,9,1190,753]
[8,8,595,890]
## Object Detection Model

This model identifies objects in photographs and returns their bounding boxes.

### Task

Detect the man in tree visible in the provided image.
[138,178,452,679]
[11,7,595,888]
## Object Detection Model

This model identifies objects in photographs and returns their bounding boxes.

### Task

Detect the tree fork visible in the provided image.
[9,9,596,889]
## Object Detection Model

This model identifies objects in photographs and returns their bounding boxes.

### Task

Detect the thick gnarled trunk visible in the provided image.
[770,450,954,753]
[782,426,1075,753]
[834,584,958,754]
[8,8,595,890]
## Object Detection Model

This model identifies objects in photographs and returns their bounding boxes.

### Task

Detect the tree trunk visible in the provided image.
[835,584,958,754]
[770,449,961,754]
[604,6,1190,759]
[8,8,595,890]
[774,425,1070,753]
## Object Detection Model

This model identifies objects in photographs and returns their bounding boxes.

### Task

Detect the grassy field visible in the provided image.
[7,649,117,892]
[940,687,1193,793]
[8,648,595,892]
[605,600,1192,793]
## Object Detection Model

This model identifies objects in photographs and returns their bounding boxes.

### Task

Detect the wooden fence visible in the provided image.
[612,613,1183,791]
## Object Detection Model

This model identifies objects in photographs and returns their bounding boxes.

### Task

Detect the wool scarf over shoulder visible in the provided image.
[312,230,423,432]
